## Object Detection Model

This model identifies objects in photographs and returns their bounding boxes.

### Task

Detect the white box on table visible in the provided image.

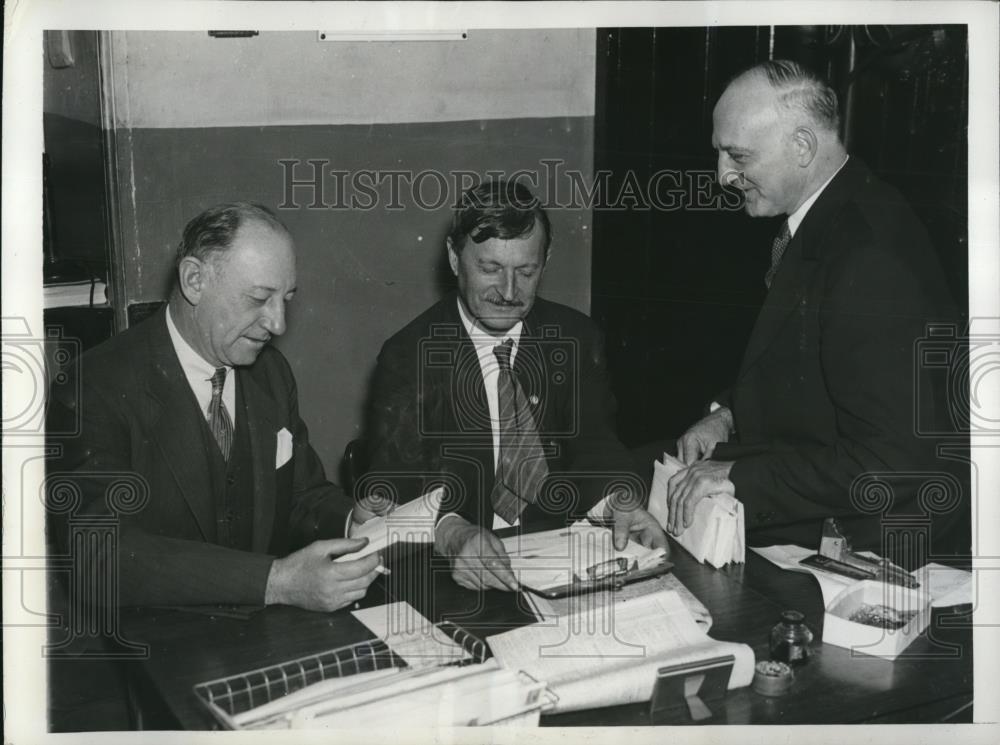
[822,580,932,661]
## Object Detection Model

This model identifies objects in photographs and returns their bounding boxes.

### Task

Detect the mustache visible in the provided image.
[484,294,525,308]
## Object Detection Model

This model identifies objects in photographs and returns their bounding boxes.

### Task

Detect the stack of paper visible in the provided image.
[648,454,745,568]
[335,487,444,562]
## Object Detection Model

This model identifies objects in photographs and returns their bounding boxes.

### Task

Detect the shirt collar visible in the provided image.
[456,296,523,353]
[165,304,228,382]
[787,155,849,238]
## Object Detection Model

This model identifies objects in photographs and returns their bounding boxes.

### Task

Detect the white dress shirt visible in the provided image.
[455,297,523,530]
[786,155,849,238]
[165,306,236,424]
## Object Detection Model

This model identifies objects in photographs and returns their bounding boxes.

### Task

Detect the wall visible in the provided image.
[106,29,596,470]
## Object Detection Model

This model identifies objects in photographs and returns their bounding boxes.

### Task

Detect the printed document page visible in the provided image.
[487,589,754,711]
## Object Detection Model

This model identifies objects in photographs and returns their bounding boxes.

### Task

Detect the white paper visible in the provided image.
[523,570,714,631]
[649,455,745,568]
[351,601,470,667]
[501,522,668,591]
[335,487,443,562]
[751,545,973,609]
[750,544,856,606]
[487,589,754,712]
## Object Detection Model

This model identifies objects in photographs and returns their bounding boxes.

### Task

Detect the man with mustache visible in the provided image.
[367,180,667,590]
[665,61,966,564]
[47,203,381,611]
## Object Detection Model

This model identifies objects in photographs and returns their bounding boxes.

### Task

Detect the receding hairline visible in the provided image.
[726,65,839,134]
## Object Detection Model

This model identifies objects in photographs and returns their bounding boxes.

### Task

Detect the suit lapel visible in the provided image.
[239,368,278,553]
[514,314,547,432]
[737,158,864,381]
[142,311,216,542]
[736,238,811,378]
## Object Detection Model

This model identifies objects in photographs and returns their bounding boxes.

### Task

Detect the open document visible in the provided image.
[334,487,444,562]
[648,454,745,568]
[487,589,754,712]
[500,522,669,593]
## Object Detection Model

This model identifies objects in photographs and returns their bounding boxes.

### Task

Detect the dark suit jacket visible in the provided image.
[366,293,641,531]
[715,158,967,558]
[46,308,352,606]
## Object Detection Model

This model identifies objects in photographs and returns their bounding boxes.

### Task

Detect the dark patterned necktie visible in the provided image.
[764,219,792,289]
[489,339,550,524]
[208,367,233,461]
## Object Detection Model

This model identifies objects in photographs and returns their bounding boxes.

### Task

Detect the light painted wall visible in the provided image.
[110,29,595,128]
[105,29,597,470]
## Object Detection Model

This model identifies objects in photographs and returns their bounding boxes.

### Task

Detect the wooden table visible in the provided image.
[118,541,973,728]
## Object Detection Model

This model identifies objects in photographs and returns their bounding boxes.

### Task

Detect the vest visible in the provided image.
[197,379,255,551]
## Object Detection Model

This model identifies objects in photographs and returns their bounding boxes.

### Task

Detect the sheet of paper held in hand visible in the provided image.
[500,521,668,592]
[334,487,444,562]
[487,588,754,713]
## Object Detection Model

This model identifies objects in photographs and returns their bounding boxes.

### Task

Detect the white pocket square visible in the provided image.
[275,427,293,468]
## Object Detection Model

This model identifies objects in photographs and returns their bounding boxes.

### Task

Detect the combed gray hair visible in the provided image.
[744,59,841,133]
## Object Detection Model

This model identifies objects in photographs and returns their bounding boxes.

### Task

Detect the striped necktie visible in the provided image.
[489,339,550,524]
[208,367,233,461]
[764,219,792,289]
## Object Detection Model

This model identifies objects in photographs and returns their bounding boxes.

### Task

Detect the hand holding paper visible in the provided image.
[336,487,444,563]
[648,454,745,569]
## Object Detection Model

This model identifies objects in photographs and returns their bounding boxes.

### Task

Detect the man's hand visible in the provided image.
[265,538,381,612]
[435,516,518,592]
[665,460,735,536]
[606,503,669,553]
[351,486,397,526]
[677,407,734,465]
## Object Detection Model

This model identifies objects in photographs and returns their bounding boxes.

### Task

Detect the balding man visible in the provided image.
[665,61,966,562]
[48,203,381,611]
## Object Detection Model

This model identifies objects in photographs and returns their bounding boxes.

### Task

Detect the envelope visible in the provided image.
[275,427,293,468]
[648,454,745,569]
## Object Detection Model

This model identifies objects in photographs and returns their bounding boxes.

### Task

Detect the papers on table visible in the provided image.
[334,487,444,562]
[352,602,470,668]
[223,602,551,729]
[648,454,745,568]
[522,568,714,631]
[487,589,754,713]
[500,522,669,592]
[751,545,973,608]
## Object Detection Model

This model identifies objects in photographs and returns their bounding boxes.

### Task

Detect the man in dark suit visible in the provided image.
[367,180,667,591]
[666,61,966,563]
[47,203,381,610]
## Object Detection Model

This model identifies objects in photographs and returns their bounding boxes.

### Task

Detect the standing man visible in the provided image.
[666,61,965,561]
[48,203,381,611]
[367,180,667,591]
